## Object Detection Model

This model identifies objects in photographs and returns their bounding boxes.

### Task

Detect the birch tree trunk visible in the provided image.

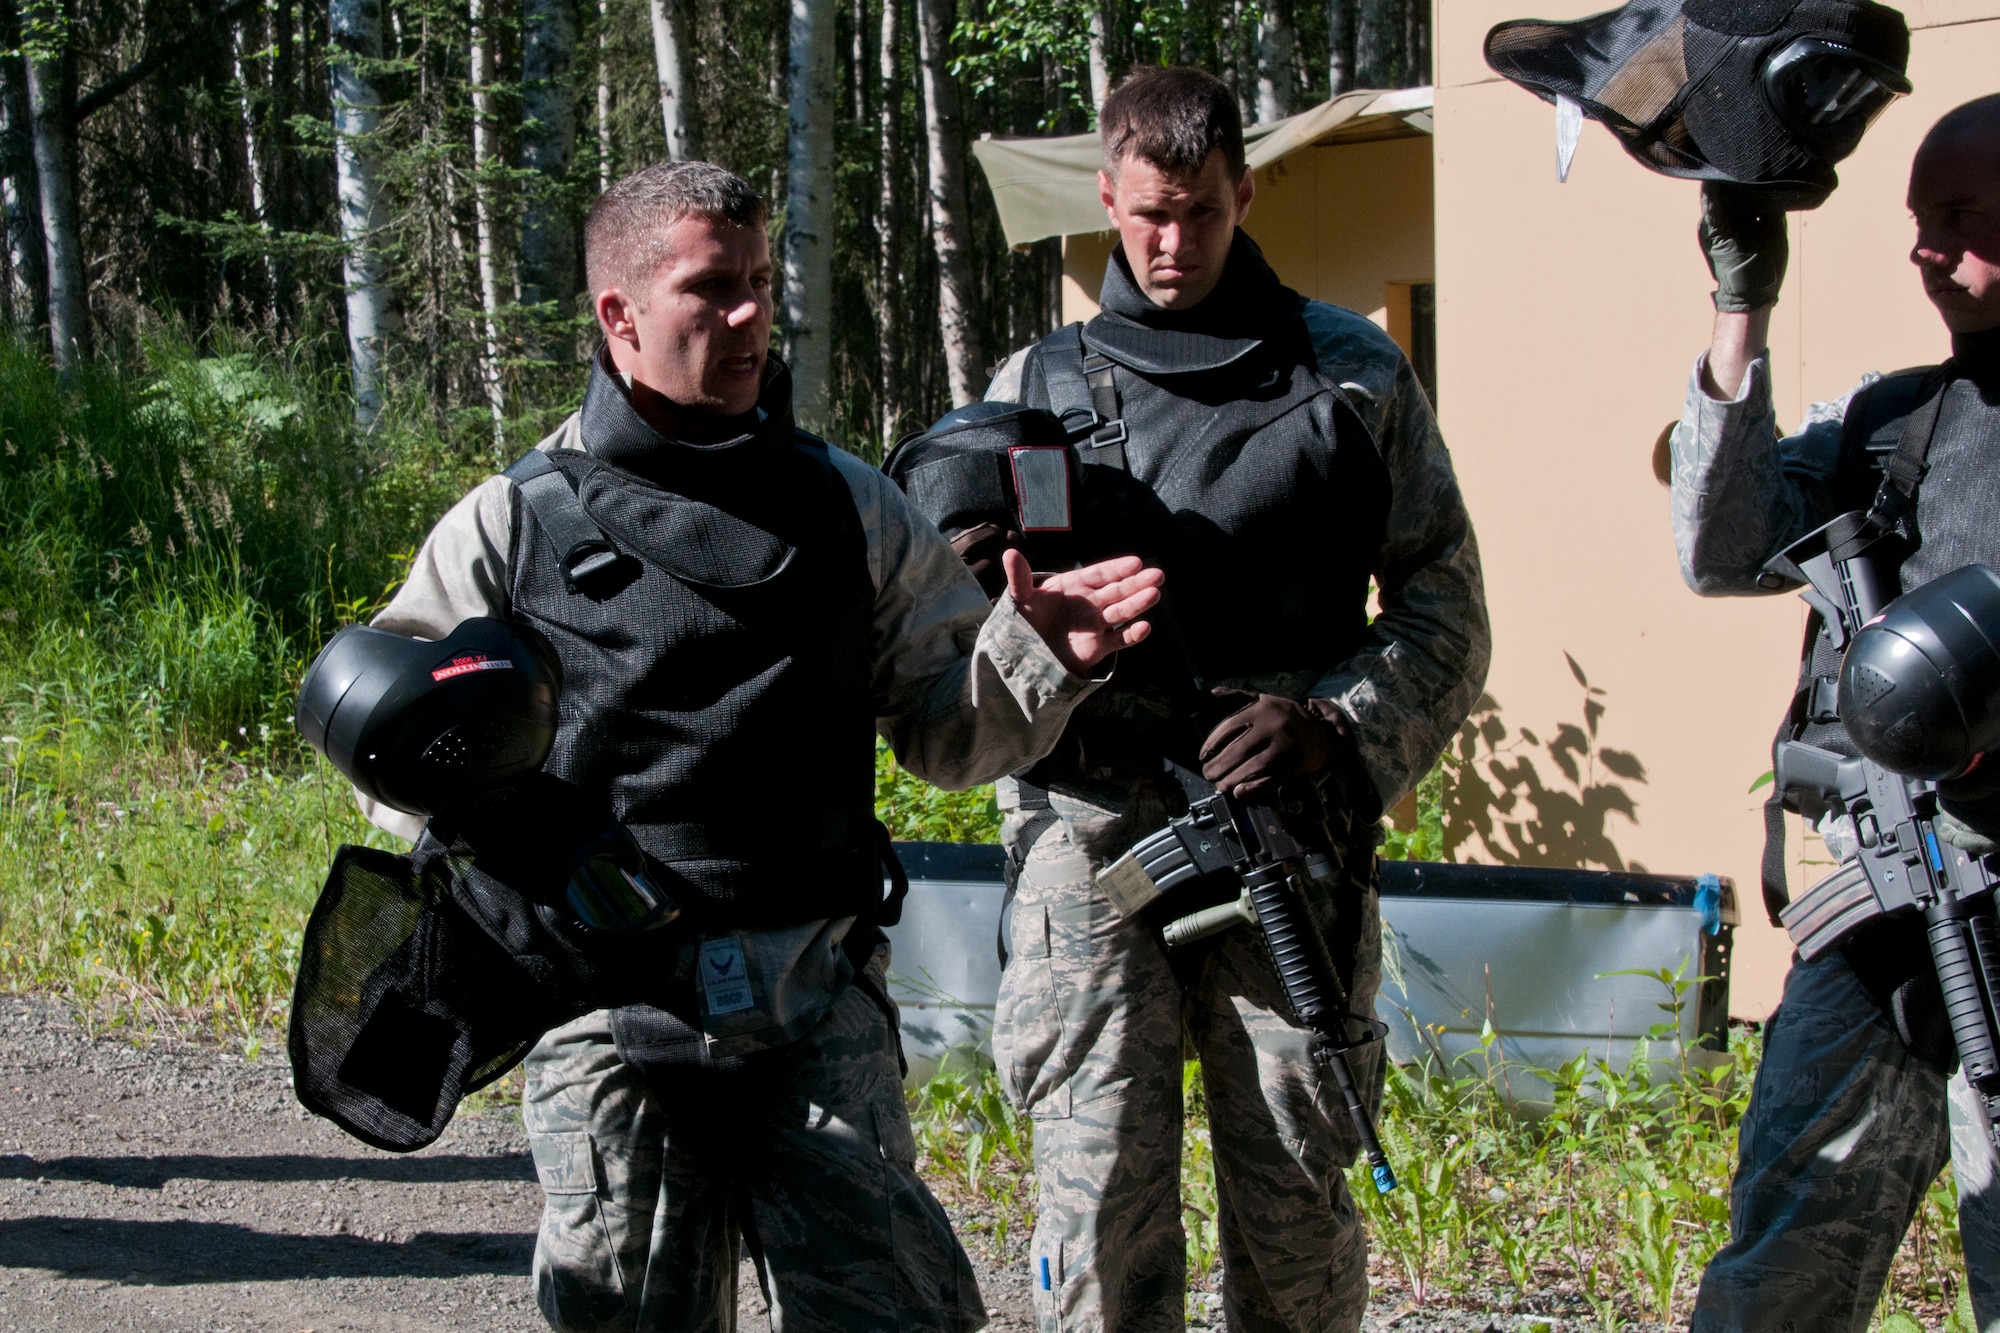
[914,0,984,407]
[469,0,506,445]
[781,0,834,430]
[21,0,85,369]
[874,0,901,452]
[519,0,581,344]
[1254,2,1294,122]
[0,22,45,334]
[1086,3,1109,110]
[330,0,393,425]
[232,19,278,322]
[647,0,694,161]
[596,0,611,192]
[1327,0,1352,93]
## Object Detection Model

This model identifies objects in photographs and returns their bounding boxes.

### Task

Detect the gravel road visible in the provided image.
[0,993,1547,1333]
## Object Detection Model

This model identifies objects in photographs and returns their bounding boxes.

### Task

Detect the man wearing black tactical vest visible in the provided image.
[1671,95,2000,1329]
[358,161,1164,1333]
[979,68,1490,1333]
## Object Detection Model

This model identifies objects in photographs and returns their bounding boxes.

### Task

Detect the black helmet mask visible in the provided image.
[296,616,562,816]
[1486,0,1911,208]
[291,618,682,1151]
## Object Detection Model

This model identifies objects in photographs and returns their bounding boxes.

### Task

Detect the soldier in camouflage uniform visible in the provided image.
[361,161,1165,1332]
[978,68,1489,1333]
[1670,97,2000,1331]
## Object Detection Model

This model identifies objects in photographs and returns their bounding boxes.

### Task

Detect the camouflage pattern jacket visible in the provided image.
[1669,350,1876,594]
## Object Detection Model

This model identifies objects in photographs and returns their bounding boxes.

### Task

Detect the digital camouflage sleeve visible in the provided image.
[1668,350,1869,596]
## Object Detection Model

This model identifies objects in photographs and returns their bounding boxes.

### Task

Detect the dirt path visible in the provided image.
[0,994,1530,1333]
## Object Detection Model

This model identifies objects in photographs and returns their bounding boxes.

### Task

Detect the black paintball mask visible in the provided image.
[1841,564,2000,782]
[1485,0,1911,208]
[291,618,679,1152]
[885,402,1087,594]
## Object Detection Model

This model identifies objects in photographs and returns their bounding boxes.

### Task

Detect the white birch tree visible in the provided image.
[781,0,834,429]
[874,0,901,451]
[0,21,45,334]
[20,0,85,369]
[1254,2,1294,122]
[647,0,694,161]
[469,0,506,444]
[1086,4,1109,110]
[330,0,395,425]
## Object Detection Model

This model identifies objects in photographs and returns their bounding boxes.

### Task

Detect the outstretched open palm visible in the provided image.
[1006,548,1163,676]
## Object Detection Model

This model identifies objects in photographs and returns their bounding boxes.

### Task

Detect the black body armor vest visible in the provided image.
[505,357,883,928]
[1015,234,1387,774]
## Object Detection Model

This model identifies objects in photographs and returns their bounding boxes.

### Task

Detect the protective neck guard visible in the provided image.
[578,348,798,488]
[1088,230,1286,374]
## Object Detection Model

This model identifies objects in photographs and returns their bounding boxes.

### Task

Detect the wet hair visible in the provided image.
[584,161,767,301]
[1099,66,1246,185]
[1921,93,2000,168]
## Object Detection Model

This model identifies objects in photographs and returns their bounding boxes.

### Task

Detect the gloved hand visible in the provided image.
[1198,688,1345,806]
[1937,759,2000,856]
[949,522,1024,600]
[1699,182,1790,313]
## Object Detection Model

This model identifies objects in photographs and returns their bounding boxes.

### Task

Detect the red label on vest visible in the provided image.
[431,654,515,681]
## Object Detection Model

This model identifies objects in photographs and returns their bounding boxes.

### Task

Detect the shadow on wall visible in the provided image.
[1443,654,1650,872]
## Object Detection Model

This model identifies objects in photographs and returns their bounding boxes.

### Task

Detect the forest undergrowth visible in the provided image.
[0,331,1974,1328]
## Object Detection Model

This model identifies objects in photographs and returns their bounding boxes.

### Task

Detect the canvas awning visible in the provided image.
[970,86,1435,247]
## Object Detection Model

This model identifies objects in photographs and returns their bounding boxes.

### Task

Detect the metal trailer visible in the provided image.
[882,843,1736,1104]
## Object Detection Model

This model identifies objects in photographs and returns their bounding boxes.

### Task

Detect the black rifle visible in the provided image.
[1770,515,2000,1144]
[1099,762,1397,1194]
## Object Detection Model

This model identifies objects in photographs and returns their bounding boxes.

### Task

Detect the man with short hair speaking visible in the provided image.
[361,159,1163,1332]
[1670,96,2000,1329]
[980,67,1489,1333]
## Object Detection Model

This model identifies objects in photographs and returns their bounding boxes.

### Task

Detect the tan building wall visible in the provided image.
[1433,0,2000,1017]
[1059,132,1437,339]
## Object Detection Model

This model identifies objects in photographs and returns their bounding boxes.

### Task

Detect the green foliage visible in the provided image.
[0,326,480,751]
[907,1060,1036,1252]
[874,740,1002,844]
[0,719,396,1044]
[1379,752,1451,862]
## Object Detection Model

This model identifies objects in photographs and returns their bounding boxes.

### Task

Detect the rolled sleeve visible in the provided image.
[1669,352,1856,595]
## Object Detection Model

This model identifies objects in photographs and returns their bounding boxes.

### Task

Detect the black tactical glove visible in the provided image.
[1937,760,2000,856]
[948,522,1024,600]
[1699,182,1790,313]
[1199,689,1368,810]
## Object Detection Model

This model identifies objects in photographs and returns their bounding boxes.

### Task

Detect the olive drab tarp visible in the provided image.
[969,87,1436,247]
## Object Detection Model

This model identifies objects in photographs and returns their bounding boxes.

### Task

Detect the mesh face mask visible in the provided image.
[1486,0,1911,208]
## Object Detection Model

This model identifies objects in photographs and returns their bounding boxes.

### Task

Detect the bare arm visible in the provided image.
[1702,307,1774,402]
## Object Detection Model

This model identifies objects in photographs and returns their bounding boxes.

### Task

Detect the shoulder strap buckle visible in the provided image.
[503,449,627,596]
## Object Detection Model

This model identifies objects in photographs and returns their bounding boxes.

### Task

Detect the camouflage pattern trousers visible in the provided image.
[993,795,1384,1333]
[521,952,986,1333]
[1692,947,2000,1332]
